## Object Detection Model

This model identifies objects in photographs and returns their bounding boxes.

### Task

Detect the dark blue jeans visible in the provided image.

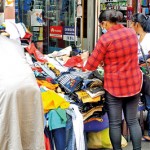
[105,91,142,150]
[145,95,150,136]
[52,127,66,150]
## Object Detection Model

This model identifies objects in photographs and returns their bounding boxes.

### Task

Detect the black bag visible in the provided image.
[139,44,150,96]
[141,74,150,95]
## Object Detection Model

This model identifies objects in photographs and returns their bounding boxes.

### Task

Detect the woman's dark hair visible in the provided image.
[132,13,150,32]
[98,9,123,23]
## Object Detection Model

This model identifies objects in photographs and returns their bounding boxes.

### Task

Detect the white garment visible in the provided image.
[69,104,85,150]
[0,35,45,150]
[45,56,69,72]
[4,21,21,44]
[16,23,26,38]
[138,33,150,57]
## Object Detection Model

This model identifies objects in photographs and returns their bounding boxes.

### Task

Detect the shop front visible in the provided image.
[1,0,150,54]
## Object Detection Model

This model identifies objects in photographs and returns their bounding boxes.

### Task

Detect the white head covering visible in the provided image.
[4,21,21,44]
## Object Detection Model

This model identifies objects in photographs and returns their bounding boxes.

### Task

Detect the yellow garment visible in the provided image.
[88,128,128,149]
[41,90,70,113]
[76,90,101,103]
[37,79,58,90]
[47,63,60,76]
[6,0,13,5]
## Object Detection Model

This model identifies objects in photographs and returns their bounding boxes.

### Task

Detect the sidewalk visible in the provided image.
[123,141,150,150]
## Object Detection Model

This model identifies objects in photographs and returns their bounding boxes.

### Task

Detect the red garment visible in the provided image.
[64,56,83,68]
[84,24,142,97]
[44,134,51,150]
[26,43,48,63]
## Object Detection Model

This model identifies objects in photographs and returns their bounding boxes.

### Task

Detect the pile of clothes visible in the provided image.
[25,44,107,150]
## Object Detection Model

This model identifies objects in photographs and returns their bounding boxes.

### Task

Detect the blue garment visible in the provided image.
[45,109,67,150]
[145,95,150,136]
[52,128,66,150]
[66,114,76,150]
[70,70,93,79]
[57,73,83,93]
[81,79,95,89]
[44,127,54,150]
[84,113,109,132]
[139,54,150,64]
[145,95,150,110]
[37,62,56,79]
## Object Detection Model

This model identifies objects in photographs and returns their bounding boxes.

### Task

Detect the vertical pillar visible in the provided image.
[4,0,15,21]
[87,0,95,52]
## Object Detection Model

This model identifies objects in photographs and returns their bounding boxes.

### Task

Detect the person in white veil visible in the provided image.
[0,35,45,150]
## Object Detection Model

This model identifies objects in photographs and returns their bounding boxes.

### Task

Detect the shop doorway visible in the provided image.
[43,0,84,53]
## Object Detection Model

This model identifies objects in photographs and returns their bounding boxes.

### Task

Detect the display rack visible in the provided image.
[100,0,127,26]
[140,0,150,15]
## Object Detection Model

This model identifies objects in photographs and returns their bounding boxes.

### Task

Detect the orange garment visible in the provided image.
[41,90,70,113]
[37,79,58,90]
[84,117,103,124]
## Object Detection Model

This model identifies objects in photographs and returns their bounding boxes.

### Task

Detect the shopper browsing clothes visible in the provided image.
[131,13,150,141]
[131,13,150,64]
[0,35,45,150]
[83,9,142,150]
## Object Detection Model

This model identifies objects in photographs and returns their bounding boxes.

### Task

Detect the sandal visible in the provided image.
[143,135,150,141]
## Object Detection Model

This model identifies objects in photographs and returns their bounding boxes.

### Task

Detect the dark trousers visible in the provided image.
[105,91,142,150]
[145,95,150,136]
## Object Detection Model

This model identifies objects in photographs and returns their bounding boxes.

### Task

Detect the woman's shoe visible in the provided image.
[143,135,150,141]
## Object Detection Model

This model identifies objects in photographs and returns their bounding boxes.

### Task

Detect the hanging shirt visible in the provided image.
[84,24,142,97]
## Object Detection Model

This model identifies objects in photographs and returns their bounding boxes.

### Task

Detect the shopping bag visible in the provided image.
[139,44,150,96]
[141,74,150,96]
[87,128,128,149]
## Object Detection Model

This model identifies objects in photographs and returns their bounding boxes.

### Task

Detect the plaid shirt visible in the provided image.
[84,24,142,97]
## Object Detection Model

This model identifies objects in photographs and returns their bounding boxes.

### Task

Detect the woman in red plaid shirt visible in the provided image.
[84,9,142,150]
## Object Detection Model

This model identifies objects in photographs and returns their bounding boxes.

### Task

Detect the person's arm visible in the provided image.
[83,39,106,71]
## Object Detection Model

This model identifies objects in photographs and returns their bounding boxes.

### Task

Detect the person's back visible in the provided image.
[0,35,45,150]
[0,35,31,80]
[85,23,142,97]
[101,26,138,68]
